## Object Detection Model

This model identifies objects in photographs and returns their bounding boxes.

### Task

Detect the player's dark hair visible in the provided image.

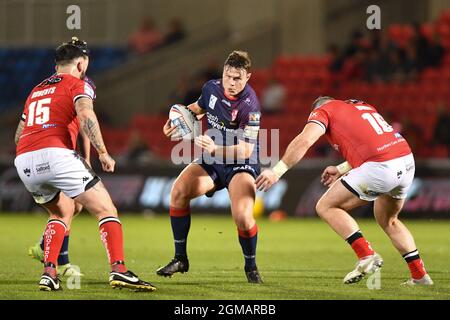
[312,96,334,110]
[224,50,251,72]
[55,37,90,65]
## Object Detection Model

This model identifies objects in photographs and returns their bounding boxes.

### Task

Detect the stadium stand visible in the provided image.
[2,13,450,161]
[0,47,127,111]
[100,12,450,160]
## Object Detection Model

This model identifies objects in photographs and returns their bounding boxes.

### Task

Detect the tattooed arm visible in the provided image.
[14,120,25,145]
[75,97,115,172]
[78,129,91,166]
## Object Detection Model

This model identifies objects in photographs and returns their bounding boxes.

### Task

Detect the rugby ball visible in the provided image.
[169,104,200,140]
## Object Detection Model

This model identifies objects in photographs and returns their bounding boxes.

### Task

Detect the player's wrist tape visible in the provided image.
[273,160,289,178]
[336,161,352,175]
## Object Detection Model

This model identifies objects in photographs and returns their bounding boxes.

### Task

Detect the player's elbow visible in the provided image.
[76,108,95,122]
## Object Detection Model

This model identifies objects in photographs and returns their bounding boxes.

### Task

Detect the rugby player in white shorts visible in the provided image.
[26,77,97,278]
[256,96,433,286]
[14,37,156,292]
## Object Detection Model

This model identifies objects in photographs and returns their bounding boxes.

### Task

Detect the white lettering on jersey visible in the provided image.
[355,105,373,111]
[31,87,56,99]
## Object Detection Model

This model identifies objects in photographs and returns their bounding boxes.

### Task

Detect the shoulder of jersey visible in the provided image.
[47,74,80,89]
[210,79,221,87]
[321,99,343,109]
[245,84,257,100]
[344,99,376,110]
[70,75,86,85]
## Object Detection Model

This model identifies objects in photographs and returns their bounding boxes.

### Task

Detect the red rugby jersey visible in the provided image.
[16,73,94,156]
[307,99,412,168]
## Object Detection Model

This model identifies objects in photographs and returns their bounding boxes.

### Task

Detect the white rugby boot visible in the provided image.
[401,274,434,286]
[343,253,383,284]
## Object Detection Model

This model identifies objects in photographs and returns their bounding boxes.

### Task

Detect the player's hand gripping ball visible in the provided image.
[167,104,200,140]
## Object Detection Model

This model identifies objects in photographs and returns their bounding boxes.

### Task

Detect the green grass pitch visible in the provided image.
[0,213,449,300]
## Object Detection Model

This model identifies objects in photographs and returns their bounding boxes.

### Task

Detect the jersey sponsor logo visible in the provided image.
[42,123,57,129]
[231,109,238,121]
[46,77,62,84]
[31,87,56,99]
[248,112,261,126]
[209,95,218,110]
[232,164,256,174]
[245,97,251,105]
[333,144,339,151]
[23,168,31,177]
[206,113,236,133]
[376,138,405,152]
[38,76,62,87]
[36,162,50,174]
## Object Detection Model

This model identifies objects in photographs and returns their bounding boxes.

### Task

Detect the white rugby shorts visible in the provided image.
[14,147,99,204]
[341,153,415,201]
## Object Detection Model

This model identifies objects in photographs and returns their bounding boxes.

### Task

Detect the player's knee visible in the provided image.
[108,204,118,217]
[91,201,117,217]
[232,206,255,229]
[315,199,329,218]
[234,215,255,230]
[73,202,83,215]
[170,182,191,204]
[377,215,398,229]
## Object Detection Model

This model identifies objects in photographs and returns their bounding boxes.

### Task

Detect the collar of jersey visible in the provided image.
[223,90,239,101]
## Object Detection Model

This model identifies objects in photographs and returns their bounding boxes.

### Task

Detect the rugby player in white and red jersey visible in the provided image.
[256,96,433,286]
[26,77,97,278]
[14,37,156,292]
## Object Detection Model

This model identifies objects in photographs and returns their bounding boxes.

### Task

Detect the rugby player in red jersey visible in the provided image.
[26,77,96,278]
[14,37,156,292]
[256,97,433,285]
